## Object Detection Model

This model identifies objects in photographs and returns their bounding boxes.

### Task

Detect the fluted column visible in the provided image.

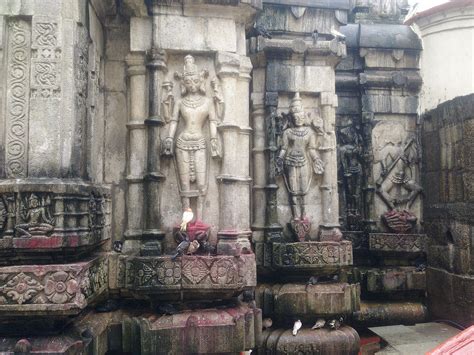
[124,53,147,246]
[143,1,167,253]
[319,92,341,239]
[215,52,253,255]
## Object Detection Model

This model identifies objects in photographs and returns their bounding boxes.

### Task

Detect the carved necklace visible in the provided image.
[182,96,205,108]
[289,127,309,137]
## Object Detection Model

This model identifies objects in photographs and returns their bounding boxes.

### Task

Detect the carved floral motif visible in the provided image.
[44,271,78,304]
[369,233,424,253]
[0,272,43,305]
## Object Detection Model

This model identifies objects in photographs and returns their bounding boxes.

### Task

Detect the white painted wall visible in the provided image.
[410,4,474,112]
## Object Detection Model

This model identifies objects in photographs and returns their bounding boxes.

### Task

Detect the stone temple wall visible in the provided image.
[422,94,474,327]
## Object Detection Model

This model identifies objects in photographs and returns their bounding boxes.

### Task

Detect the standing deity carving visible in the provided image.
[162,55,222,220]
[276,93,324,240]
[338,125,364,230]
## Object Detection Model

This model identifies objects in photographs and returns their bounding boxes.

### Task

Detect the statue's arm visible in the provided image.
[208,101,221,158]
[308,133,324,175]
[162,102,180,156]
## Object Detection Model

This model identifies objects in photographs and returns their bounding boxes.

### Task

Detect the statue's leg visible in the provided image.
[176,149,191,210]
[298,164,310,219]
[287,166,298,218]
[195,149,207,221]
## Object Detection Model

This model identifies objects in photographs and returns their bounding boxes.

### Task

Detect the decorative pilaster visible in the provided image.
[319,92,342,239]
[215,52,253,254]
[124,53,147,245]
[264,92,283,243]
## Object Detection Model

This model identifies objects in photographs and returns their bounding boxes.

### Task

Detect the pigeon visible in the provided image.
[416,263,426,272]
[180,208,194,232]
[311,318,326,330]
[331,28,346,42]
[186,240,200,255]
[262,317,273,330]
[328,317,343,330]
[292,319,302,336]
[156,303,178,315]
[307,276,319,285]
[201,241,216,255]
[95,299,120,313]
[247,23,272,39]
[171,240,190,260]
[113,240,123,253]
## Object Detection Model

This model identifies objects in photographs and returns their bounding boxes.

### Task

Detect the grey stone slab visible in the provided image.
[263,0,351,10]
[360,24,422,50]
[370,323,460,355]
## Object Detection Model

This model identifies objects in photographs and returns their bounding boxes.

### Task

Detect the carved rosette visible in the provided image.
[0,256,108,316]
[126,254,256,297]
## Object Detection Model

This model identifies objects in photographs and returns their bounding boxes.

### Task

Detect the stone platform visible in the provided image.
[256,282,360,324]
[0,255,108,319]
[258,327,360,355]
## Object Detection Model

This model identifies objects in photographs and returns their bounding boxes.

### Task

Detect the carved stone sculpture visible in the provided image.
[162,55,221,220]
[338,125,364,230]
[15,194,54,237]
[276,93,324,239]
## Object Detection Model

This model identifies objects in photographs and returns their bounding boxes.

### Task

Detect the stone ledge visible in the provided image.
[129,304,260,354]
[353,301,428,326]
[124,254,256,300]
[369,233,425,254]
[256,282,360,322]
[0,255,108,318]
[259,327,360,355]
[272,241,353,271]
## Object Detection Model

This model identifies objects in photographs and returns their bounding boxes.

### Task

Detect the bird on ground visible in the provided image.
[292,319,302,336]
[180,208,194,232]
[311,318,326,330]
[187,240,200,255]
[201,241,216,255]
[247,23,272,39]
[262,318,273,330]
[307,276,319,285]
[113,240,123,253]
[171,240,191,260]
[328,317,344,330]
[331,28,346,42]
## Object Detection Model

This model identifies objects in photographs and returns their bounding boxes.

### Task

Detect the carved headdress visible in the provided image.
[290,92,304,114]
[174,54,209,95]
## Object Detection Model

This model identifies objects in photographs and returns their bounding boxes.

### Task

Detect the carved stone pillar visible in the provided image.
[142,1,168,254]
[216,52,253,254]
[319,92,342,240]
[124,53,147,249]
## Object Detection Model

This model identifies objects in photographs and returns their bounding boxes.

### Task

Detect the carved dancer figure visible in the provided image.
[15,193,54,237]
[276,93,324,237]
[162,55,221,220]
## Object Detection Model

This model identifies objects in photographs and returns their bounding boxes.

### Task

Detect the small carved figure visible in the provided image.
[161,81,174,123]
[162,55,221,220]
[15,193,54,237]
[276,92,324,238]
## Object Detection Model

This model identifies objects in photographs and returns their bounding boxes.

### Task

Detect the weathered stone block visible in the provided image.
[0,181,110,260]
[258,327,360,355]
[428,244,454,272]
[256,282,360,322]
[0,255,108,318]
[272,241,353,272]
[369,233,425,254]
[427,267,474,327]
[366,267,425,293]
[133,304,260,354]
[125,254,256,300]
[353,301,428,326]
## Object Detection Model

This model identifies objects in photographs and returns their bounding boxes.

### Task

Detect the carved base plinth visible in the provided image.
[272,241,353,274]
[369,233,426,255]
[353,300,428,326]
[342,267,426,294]
[125,254,256,300]
[256,282,360,324]
[129,304,260,354]
[0,255,108,319]
[258,327,360,355]
[0,180,110,263]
